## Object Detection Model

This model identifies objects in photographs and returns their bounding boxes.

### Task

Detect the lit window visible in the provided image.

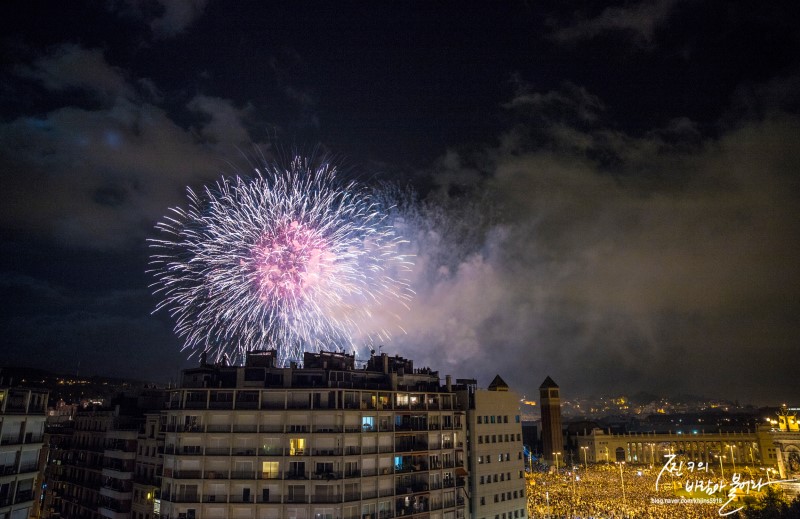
[289,438,305,456]
[261,461,279,478]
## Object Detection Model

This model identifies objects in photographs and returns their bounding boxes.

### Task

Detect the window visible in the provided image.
[504,416,508,423]
[288,485,305,503]
[477,416,482,424]
[289,438,306,455]
[362,416,375,431]
[480,497,485,505]
[316,462,333,475]
[261,461,279,478]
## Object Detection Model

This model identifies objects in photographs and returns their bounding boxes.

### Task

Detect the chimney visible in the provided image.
[446,375,452,392]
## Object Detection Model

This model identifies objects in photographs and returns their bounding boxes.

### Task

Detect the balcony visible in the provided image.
[259,447,282,456]
[18,463,39,475]
[311,493,341,503]
[168,493,200,503]
[312,425,341,433]
[312,472,340,480]
[230,471,255,480]
[232,449,257,456]
[98,506,130,519]
[204,447,230,456]
[172,470,201,479]
[14,489,34,504]
[312,449,341,456]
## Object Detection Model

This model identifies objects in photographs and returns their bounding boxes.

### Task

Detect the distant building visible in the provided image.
[158,350,468,519]
[574,407,800,494]
[458,375,527,519]
[538,377,563,467]
[40,392,164,519]
[0,387,48,519]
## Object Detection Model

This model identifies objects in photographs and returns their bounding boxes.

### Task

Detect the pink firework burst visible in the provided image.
[149,156,413,366]
[250,220,335,301]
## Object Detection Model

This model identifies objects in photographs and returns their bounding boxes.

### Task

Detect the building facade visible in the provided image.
[459,376,527,519]
[158,350,467,519]
[0,387,48,519]
[132,412,164,519]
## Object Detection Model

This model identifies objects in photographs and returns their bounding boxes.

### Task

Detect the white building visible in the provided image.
[158,350,467,519]
[458,376,527,519]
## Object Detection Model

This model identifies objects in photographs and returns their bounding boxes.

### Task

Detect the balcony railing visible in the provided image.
[173,470,201,479]
[311,493,341,503]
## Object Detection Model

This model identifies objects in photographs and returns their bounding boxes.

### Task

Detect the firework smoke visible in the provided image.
[149,156,413,366]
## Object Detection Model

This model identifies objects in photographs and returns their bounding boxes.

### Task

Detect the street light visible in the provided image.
[728,444,737,473]
[715,454,725,479]
[580,446,588,469]
[553,452,561,472]
[618,461,627,513]
[649,443,656,467]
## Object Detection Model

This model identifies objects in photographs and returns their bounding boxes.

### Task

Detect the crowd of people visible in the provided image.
[525,462,735,518]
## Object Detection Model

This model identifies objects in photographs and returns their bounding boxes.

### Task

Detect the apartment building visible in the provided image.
[0,387,48,519]
[158,350,467,519]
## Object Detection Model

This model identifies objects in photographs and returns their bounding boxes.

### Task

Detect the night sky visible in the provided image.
[1,1,798,405]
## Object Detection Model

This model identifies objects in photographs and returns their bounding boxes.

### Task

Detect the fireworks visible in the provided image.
[149,156,412,366]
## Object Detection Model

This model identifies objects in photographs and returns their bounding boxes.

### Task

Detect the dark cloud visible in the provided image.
[110,0,209,40]
[0,45,265,250]
[550,0,680,47]
[1,1,797,405]
[380,79,800,405]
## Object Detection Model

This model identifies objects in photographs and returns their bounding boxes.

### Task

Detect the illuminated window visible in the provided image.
[290,438,306,456]
[261,461,279,478]
[362,416,375,431]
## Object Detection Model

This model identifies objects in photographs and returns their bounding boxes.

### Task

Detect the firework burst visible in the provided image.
[149,156,413,366]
